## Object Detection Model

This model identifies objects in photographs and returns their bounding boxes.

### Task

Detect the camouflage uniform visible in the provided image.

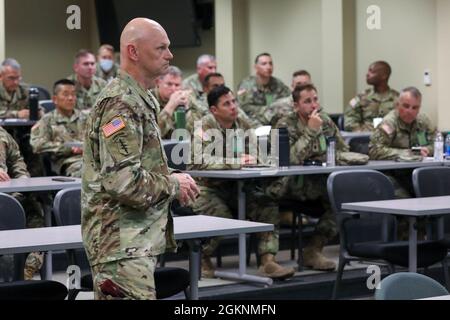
[369,109,436,198]
[95,62,120,83]
[67,74,107,111]
[81,70,179,300]
[0,83,42,177]
[189,113,280,258]
[0,127,44,280]
[0,82,29,119]
[182,73,203,99]
[267,95,293,127]
[344,88,399,132]
[30,109,86,177]
[153,88,209,139]
[274,111,349,243]
[237,76,291,127]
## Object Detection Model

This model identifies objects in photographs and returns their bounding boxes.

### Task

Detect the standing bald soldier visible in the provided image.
[82,18,199,300]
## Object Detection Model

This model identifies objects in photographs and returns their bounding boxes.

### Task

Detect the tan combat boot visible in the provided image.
[201,255,215,278]
[258,253,295,280]
[303,235,336,271]
[280,211,309,226]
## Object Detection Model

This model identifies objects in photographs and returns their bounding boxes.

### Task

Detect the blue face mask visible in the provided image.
[99,59,114,72]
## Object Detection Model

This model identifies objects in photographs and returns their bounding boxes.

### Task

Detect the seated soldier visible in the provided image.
[274,83,368,271]
[30,79,85,177]
[154,66,205,138]
[68,49,107,111]
[0,58,44,177]
[369,86,435,198]
[237,53,291,127]
[369,86,434,239]
[95,44,119,82]
[189,85,295,280]
[345,61,399,132]
[182,54,217,100]
[0,126,44,280]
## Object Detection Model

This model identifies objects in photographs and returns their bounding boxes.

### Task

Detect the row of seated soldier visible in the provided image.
[0,46,439,281]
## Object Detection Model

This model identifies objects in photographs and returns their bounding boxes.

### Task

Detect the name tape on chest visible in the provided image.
[102,116,126,138]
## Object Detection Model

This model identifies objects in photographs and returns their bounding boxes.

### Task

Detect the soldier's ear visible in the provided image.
[210,105,218,114]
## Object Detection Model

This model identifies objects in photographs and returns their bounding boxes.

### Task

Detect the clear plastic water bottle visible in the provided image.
[445,133,450,159]
[327,138,336,167]
[434,131,444,161]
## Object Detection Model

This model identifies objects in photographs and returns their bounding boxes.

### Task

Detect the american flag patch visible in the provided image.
[102,117,126,138]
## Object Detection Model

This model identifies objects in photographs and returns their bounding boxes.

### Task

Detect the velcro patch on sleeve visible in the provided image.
[237,89,247,96]
[381,123,394,135]
[349,97,359,108]
[102,116,126,138]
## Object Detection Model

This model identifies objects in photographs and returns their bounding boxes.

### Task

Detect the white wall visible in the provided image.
[247,0,323,91]
[355,0,438,125]
[171,29,216,80]
[5,0,99,91]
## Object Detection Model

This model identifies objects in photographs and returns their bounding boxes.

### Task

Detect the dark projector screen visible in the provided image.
[96,0,201,49]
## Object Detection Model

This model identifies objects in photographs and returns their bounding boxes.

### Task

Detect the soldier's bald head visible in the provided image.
[119,18,173,87]
[120,18,163,54]
[372,61,392,79]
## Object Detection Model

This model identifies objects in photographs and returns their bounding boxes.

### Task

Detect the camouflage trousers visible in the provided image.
[192,180,280,257]
[267,175,338,242]
[91,256,157,300]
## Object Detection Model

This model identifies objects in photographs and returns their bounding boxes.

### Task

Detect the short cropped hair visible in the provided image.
[292,70,311,78]
[400,86,422,100]
[254,52,271,64]
[98,44,114,55]
[74,49,95,64]
[204,72,224,85]
[292,83,317,103]
[53,79,76,95]
[159,65,183,79]
[1,58,21,73]
[197,54,216,67]
[207,85,231,108]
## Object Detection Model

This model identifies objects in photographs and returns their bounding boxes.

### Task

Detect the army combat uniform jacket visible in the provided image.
[275,111,349,164]
[369,110,436,160]
[67,74,107,111]
[345,88,399,132]
[30,109,86,176]
[0,126,29,177]
[237,76,290,127]
[81,71,180,267]
[0,83,29,119]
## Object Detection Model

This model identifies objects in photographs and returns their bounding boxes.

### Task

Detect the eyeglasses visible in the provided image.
[5,76,22,82]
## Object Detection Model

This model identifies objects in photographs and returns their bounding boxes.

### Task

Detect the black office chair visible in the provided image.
[413,167,450,255]
[329,113,345,131]
[163,140,188,170]
[53,188,191,300]
[375,272,449,300]
[347,135,370,155]
[0,280,68,300]
[31,85,51,100]
[39,100,56,113]
[0,193,27,281]
[327,170,449,299]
